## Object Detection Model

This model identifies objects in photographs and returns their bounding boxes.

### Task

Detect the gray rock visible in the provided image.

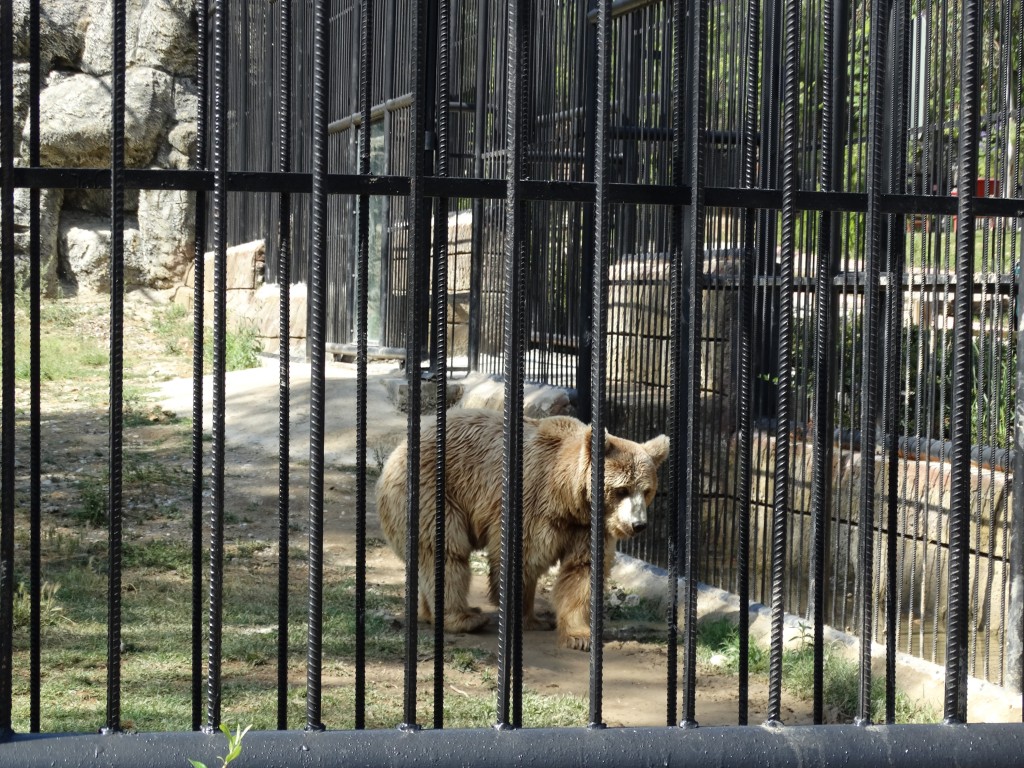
[63,188,140,216]
[134,0,197,75]
[137,188,196,287]
[171,77,199,124]
[80,0,142,76]
[31,67,172,168]
[59,209,144,292]
[13,0,90,71]
[81,0,196,76]
[1,187,64,297]
[12,62,30,160]
[168,121,197,158]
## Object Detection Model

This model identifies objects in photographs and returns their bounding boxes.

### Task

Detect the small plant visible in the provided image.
[189,722,251,768]
[204,323,264,373]
[72,475,108,527]
[12,581,67,630]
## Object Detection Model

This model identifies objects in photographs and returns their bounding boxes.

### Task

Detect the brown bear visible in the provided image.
[375,408,669,650]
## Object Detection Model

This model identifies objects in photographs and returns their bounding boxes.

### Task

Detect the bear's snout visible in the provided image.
[631,521,647,534]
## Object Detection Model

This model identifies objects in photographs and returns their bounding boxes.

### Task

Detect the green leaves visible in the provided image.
[188,723,252,768]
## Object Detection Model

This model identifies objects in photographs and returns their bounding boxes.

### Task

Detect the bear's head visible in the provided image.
[599,431,670,540]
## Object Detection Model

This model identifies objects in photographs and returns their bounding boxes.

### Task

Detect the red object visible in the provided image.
[950,178,1001,230]
[951,178,1001,198]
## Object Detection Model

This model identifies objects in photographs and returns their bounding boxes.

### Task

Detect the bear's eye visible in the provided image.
[611,487,630,500]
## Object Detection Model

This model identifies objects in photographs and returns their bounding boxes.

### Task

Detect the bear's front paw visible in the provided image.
[557,632,591,651]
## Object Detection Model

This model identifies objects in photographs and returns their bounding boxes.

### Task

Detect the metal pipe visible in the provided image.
[6,724,1024,768]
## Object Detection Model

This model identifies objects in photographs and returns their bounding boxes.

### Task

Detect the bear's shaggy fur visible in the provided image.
[375,408,669,650]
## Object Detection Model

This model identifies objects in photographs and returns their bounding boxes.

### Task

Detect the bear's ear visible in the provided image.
[581,427,615,460]
[642,435,670,467]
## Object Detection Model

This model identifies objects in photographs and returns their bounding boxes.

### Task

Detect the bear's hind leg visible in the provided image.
[442,554,489,633]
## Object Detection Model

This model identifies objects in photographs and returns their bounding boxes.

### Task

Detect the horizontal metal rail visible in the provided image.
[4,724,1024,768]
[9,168,1024,215]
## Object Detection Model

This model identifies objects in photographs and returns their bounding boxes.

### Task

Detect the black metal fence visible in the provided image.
[222,0,1024,689]
[3,0,1024,763]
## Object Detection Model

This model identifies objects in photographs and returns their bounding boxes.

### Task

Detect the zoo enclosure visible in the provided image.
[225,0,1024,689]
[2,0,1024,766]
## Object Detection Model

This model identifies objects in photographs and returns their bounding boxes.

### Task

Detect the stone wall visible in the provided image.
[8,0,198,296]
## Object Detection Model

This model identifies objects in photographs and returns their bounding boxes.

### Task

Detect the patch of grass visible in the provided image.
[605,589,664,623]
[440,689,589,729]
[123,540,192,572]
[695,618,937,724]
[204,323,264,373]
[696,617,769,674]
[12,331,108,383]
[12,582,67,630]
[5,295,109,383]
[152,303,191,356]
[783,644,937,724]
[446,646,491,673]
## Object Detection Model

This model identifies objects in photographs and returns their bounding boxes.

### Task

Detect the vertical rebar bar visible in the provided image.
[0,0,17,738]
[103,0,128,736]
[468,0,490,373]
[275,0,293,733]
[432,0,451,732]
[765,0,801,728]
[27,0,42,735]
[856,0,893,726]
[589,0,611,732]
[306,0,330,733]
[882,0,910,724]
[680,0,709,729]
[810,0,849,725]
[667,0,685,728]
[945,0,982,725]
[190,0,209,735]
[401,0,429,732]
[205,0,229,733]
[736,0,762,727]
[497,0,528,731]
[355,0,374,732]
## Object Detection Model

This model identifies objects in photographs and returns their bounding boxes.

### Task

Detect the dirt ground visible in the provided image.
[20,289,818,729]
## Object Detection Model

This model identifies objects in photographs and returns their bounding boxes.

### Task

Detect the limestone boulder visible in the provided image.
[1,187,63,297]
[59,209,144,292]
[12,62,31,160]
[81,0,196,76]
[13,0,90,71]
[137,188,196,287]
[133,0,197,75]
[12,188,64,299]
[31,67,173,168]
[79,0,142,76]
